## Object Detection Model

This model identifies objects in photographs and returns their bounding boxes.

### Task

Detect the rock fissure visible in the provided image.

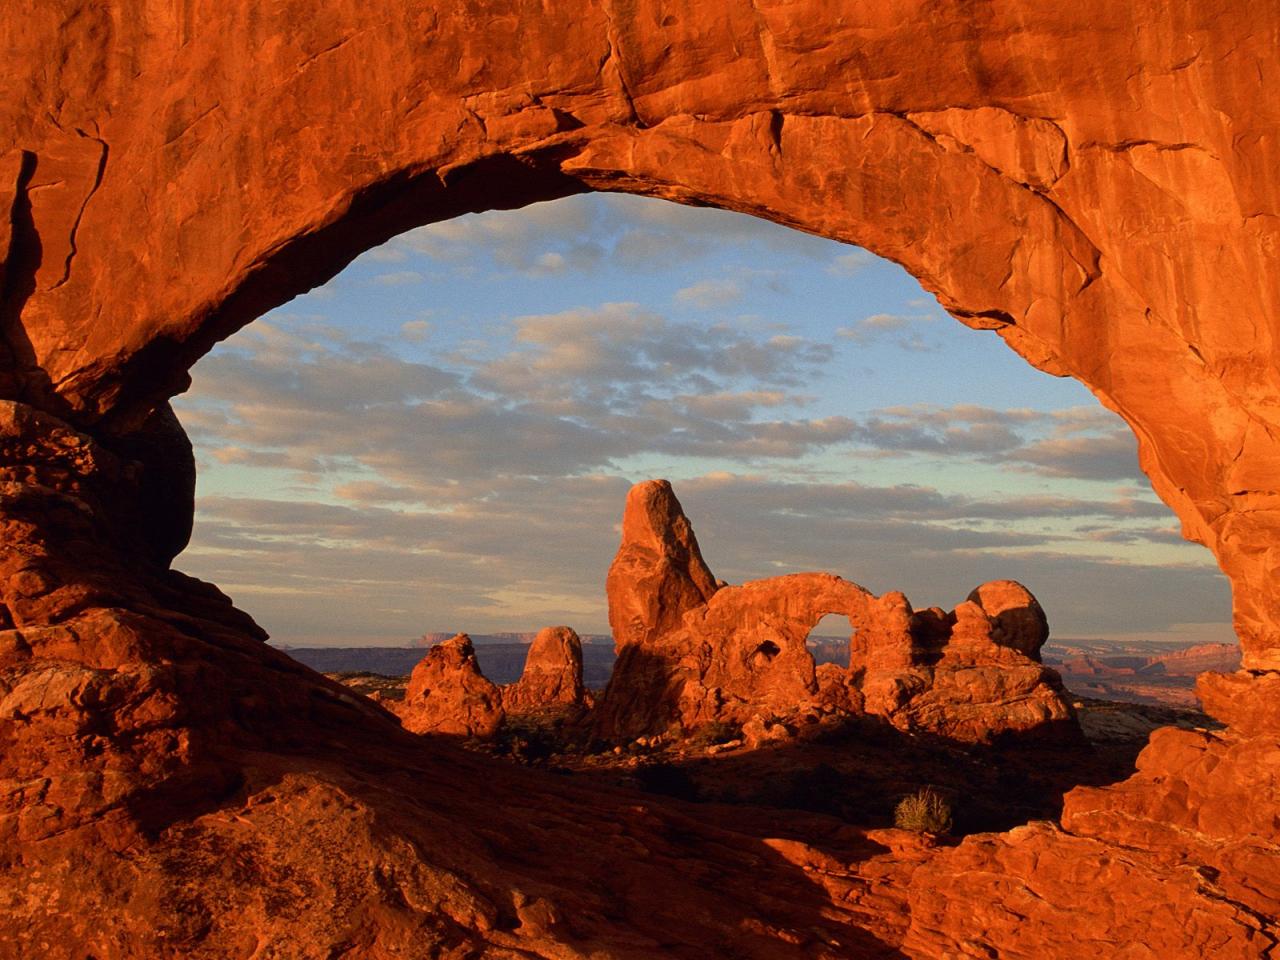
[48,130,107,292]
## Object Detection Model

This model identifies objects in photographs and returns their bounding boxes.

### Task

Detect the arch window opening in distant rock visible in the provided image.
[807,613,856,670]
[168,192,1234,717]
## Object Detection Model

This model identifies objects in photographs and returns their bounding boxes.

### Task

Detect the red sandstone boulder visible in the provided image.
[502,625,585,713]
[966,579,1049,659]
[881,587,1075,742]
[398,634,504,738]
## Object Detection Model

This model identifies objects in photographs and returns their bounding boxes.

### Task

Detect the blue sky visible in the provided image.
[171,193,1232,646]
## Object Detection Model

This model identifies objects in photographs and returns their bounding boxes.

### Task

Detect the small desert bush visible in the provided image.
[894,786,953,834]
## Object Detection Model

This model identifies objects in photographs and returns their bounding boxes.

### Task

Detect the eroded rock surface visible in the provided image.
[1,4,1278,957]
[595,480,1076,745]
[502,625,585,713]
[398,633,505,738]
[4,3,1280,674]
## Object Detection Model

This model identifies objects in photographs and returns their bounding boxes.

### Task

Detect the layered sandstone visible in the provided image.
[502,625,585,712]
[0,3,1278,957]
[398,633,505,738]
[595,480,1076,745]
[3,2,1280,673]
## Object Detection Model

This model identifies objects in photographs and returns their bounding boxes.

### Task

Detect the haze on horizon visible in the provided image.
[170,193,1233,649]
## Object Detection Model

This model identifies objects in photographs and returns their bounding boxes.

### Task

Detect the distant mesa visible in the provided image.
[1044,640,1242,708]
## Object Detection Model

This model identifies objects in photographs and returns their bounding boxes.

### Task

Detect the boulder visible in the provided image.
[966,580,1049,660]
[398,634,504,738]
[502,625,585,712]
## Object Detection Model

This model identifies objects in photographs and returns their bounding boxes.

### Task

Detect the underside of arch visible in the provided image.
[0,2,1277,956]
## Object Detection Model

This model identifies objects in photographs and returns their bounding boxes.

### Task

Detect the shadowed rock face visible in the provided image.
[503,625,585,712]
[594,481,1076,744]
[398,634,505,737]
[0,4,1278,957]
[967,580,1049,660]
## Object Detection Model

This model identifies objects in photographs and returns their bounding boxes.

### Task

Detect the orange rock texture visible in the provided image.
[3,2,1280,672]
[502,625,585,713]
[1,3,1278,957]
[398,633,506,737]
[595,480,1076,744]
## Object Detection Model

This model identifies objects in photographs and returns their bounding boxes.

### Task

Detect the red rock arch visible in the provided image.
[5,2,1277,672]
[1,3,1276,955]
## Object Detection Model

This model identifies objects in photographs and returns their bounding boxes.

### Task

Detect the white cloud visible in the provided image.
[843,403,1144,482]
[674,278,744,309]
[837,313,936,350]
[355,193,837,281]
[371,270,425,286]
[400,319,432,342]
[827,249,876,275]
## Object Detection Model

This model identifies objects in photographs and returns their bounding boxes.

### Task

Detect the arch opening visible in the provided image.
[5,10,1277,953]
[807,613,856,671]
[167,192,1232,726]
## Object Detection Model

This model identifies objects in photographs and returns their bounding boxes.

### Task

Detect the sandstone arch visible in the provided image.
[596,481,1074,743]
[1,3,1277,956]
[4,2,1279,671]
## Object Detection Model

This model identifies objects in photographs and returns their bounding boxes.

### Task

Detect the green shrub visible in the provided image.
[894,786,953,834]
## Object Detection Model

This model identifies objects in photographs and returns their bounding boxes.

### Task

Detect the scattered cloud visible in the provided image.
[371,270,425,286]
[827,249,877,275]
[400,319,432,342]
[359,193,840,281]
[837,313,938,351]
[844,403,1144,482]
[674,278,744,309]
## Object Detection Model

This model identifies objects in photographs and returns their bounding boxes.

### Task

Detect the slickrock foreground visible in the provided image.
[1,3,1278,957]
[595,480,1076,745]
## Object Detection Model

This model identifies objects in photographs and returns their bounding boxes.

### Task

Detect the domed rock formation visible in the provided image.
[398,634,505,738]
[594,481,1076,744]
[966,579,1049,659]
[1,4,1278,956]
[874,586,1075,742]
[502,625,585,712]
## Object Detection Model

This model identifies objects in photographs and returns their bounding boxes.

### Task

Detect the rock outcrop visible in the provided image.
[594,481,1076,744]
[502,625,585,712]
[881,586,1075,743]
[398,634,505,738]
[1,5,1278,957]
